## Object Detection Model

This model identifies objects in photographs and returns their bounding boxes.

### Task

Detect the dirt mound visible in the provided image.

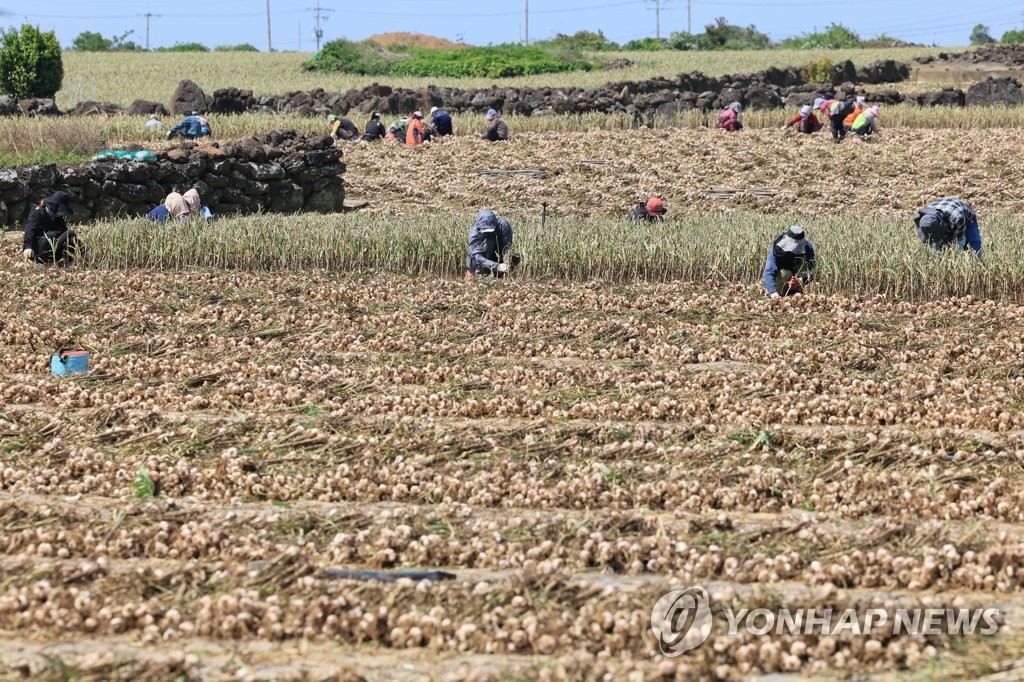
[366,32,469,50]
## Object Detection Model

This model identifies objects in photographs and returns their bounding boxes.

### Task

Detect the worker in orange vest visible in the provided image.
[406,111,428,145]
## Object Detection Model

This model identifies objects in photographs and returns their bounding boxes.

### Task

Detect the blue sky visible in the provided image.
[2,0,1023,50]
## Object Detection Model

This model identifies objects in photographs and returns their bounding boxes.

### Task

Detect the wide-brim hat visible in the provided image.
[777,225,806,254]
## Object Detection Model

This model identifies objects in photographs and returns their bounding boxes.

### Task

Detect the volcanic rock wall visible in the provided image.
[1,131,345,227]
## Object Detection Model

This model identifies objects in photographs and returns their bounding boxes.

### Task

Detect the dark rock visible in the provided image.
[304,178,345,213]
[915,89,965,107]
[856,60,910,85]
[744,85,783,110]
[67,101,123,116]
[832,60,858,85]
[966,77,1023,107]
[170,79,208,115]
[0,96,17,116]
[268,181,305,212]
[128,99,170,117]
[0,169,19,190]
[18,165,57,187]
[19,98,60,117]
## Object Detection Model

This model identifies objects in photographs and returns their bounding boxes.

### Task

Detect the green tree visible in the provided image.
[0,24,63,100]
[622,37,667,51]
[1001,29,1024,44]
[780,23,862,49]
[699,17,770,50]
[539,31,619,52]
[970,24,994,45]
[71,31,112,51]
[215,43,260,52]
[154,42,209,52]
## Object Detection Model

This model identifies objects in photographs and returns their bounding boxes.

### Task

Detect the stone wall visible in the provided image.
[0,131,345,227]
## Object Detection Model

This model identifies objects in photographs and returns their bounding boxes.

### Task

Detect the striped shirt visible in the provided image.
[925,197,977,238]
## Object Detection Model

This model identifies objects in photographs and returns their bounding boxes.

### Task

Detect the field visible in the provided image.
[5,45,1024,681]
[58,47,942,109]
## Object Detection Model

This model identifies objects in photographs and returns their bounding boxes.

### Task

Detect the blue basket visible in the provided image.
[51,350,90,376]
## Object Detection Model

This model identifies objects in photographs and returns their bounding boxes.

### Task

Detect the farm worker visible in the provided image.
[850,106,881,137]
[406,111,428,145]
[716,101,743,131]
[430,106,453,137]
[844,95,866,130]
[146,190,211,222]
[783,105,821,134]
[630,197,667,221]
[913,197,982,256]
[166,112,204,140]
[195,113,212,137]
[144,114,164,131]
[363,112,386,141]
[481,109,509,142]
[22,191,81,266]
[327,114,359,141]
[384,117,408,142]
[763,225,817,298]
[817,97,855,143]
[465,210,517,277]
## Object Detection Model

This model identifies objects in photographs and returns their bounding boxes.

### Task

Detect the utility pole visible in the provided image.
[524,0,532,43]
[142,11,161,50]
[644,0,673,40]
[266,0,272,52]
[310,2,334,52]
[687,0,691,34]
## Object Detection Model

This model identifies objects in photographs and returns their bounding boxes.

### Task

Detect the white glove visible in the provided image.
[22,249,33,260]
[496,263,510,273]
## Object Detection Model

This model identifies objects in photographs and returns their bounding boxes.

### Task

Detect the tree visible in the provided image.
[970,24,994,45]
[0,24,63,100]
[700,17,770,50]
[71,30,140,51]
[1001,29,1024,44]
[215,43,260,52]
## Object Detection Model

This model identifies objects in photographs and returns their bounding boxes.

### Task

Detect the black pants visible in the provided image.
[829,103,854,143]
[35,230,80,265]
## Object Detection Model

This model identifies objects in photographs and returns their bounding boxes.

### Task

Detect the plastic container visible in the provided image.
[51,350,90,376]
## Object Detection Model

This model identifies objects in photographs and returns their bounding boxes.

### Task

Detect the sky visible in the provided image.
[2,0,1023,51]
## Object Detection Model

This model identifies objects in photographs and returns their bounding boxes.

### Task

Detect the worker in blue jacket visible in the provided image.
[763,225,816,298]
[465,210,520,277]
[914,197,982,257]
[167,111,208,140]
[430,106,453,137]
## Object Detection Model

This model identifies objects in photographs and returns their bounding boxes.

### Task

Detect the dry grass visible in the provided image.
[58,47,941,109]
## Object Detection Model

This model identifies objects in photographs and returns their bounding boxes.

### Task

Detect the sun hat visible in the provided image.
[326,114,338,122]
[484,109,497,120]
[856,95,866,105]
[430,106,439,115]
[728,101,743,112]
[776,225,807,254]
[44,191,73,217]
[645,197,666,215]
[813,97,825,110]
[868,106,881,117]
[799,105,811,117]
[412,111,423,118]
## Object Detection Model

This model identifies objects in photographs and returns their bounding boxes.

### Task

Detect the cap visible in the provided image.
[813,97,825,109]
[413,111,423,118]
[44,191,73,217]
[776,225,806,254]
[645,197,666,215]
[484,109,497,120]
[371,111,381,119]
[430,106,438,115]
[799,105,811,117]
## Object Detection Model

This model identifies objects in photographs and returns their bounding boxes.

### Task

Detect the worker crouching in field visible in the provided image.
[716,102,743,131]
[384,117,409,142]
[763,225,817,298]
[850,106,881,138]
[430,106,453,137]
[844,95,866,132]
[816,97,855,144]
[167,111,211,140]
[22,191,82,266]
[630,197,667,221]
[465,210,521,278]
[406,111,429,145]
[783,105,821,134]
[481,109,509,142]
[914,197,982,257]
[146,189,213,222]
[327,114,360,141]
[363,112,386,141]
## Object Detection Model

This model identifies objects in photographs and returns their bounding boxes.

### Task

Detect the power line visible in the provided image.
[644,0,673,39]
[140,10,161,51]
[309,2,334,52]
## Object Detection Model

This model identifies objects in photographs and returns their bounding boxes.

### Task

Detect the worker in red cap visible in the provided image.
[630,197,667,221]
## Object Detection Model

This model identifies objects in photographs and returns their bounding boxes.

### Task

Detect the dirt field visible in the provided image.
[2,261,1024,680]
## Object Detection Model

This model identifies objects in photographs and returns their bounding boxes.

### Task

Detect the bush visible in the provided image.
[216,43,260,52]
[780,23,862,49]
[800,57,834,84]
[701,17,770,50]
[537,31,619,52]
[306,40,592,78]
[1001,29,1024,44]
[622,37,668,51]
[154,42,210,52]
[0,24,63,100]
[71,30,140,51]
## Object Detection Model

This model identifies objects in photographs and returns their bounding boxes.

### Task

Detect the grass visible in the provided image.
[58,47,944,109]
[81,211,1024,300]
